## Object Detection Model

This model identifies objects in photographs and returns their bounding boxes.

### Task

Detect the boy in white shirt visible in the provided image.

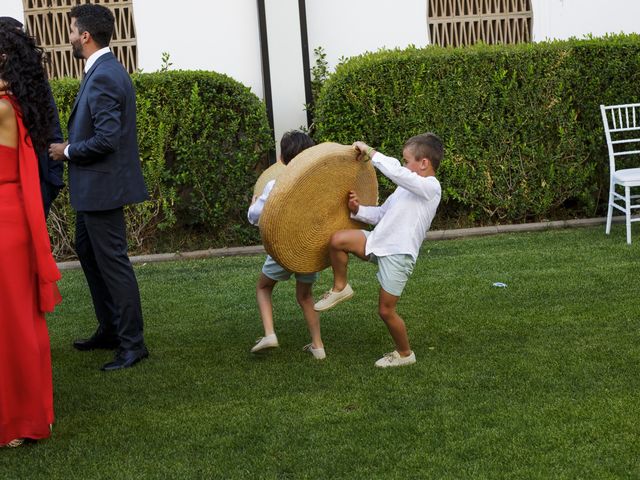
[247,130,325,360]
[314,133,443,368]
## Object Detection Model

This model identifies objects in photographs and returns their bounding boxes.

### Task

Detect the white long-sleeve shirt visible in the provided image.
[247,179,276,226]
[351,152,441,261]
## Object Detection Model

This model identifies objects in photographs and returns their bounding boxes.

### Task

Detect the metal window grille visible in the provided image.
[22,0,138,79]
[427,0,533,47]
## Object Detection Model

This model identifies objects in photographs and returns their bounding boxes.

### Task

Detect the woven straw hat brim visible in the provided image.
[259,142,378,274]
[254,160,286,197]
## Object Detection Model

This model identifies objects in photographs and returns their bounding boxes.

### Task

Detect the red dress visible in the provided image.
[0,95,61,444]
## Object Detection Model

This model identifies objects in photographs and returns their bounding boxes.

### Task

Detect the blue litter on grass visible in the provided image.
[492,282,508,288]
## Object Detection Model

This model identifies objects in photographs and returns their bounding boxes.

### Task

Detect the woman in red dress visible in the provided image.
[0,24,61,447]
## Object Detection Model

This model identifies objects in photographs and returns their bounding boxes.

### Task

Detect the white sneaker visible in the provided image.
[303,343,326,360]
[374,350,416,368]
[250,334,279,353]
[313,284,354,311]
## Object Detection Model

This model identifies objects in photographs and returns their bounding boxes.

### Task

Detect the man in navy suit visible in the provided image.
[50,4,149,371]
[0,16,64,216]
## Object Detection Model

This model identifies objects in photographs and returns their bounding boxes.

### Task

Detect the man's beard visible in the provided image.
[71,41,83,60]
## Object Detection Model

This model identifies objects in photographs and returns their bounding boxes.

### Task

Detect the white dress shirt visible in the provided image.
[247,179,276,226]
[351,152,441,261]
[83,46,111,73]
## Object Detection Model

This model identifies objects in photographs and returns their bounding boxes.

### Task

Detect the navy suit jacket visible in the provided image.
[67,52,148,211]
[39,87,64,215]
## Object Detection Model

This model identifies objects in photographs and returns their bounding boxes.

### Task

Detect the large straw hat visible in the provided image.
[259,142,378,274]
[253,160,286,197]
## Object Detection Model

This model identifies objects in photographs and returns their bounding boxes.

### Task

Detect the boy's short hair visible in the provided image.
[280,130,315,165]
[404,133,444,171]
[69,4,115,48]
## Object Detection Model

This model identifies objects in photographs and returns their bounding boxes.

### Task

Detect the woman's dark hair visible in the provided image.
[0,17,23,30]
[280,130,315,165]
[0,25,52,152]
[70,4,115,48]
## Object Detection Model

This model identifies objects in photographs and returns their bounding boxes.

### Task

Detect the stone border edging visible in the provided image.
[56,216,614,271]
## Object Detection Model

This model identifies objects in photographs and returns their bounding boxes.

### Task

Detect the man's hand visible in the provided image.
[348,190,360,214]
[352,141,375,162]
[49,141,69,161]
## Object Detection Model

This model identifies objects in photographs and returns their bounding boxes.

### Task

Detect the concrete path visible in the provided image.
[56,216,613,271]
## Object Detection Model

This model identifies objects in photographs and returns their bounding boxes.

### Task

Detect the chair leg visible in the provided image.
[606,181,614,235]
[625,186,632,244]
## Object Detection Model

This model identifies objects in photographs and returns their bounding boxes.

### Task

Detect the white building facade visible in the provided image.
[3,0,640,150]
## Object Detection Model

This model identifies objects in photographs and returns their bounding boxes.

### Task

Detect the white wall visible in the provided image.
[4,0,640,83]
[3,0,640,144]
[1,1,24,22]
[0,0,265,97]
[532,0,640,41]
[134,0,263,98]
[306,0,429,71]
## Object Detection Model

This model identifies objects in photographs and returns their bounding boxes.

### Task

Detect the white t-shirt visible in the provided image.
[351,152,441,261]
[247,179,275,226]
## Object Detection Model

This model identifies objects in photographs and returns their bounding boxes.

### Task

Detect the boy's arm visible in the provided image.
[349,190,392,225]
[247,180,275,225]
[351,202,389,226]
[371,153,440,200]
[352,140,439,200]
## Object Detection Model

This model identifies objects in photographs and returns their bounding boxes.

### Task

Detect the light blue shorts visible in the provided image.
[362,231,415,297]
[262,255,318,284]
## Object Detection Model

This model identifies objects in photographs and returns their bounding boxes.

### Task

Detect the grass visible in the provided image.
[1,225,639,479]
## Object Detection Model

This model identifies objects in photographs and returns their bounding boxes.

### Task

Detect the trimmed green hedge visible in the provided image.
[314,34,640,226]
[49,71,273,258]
[47,36,640,258]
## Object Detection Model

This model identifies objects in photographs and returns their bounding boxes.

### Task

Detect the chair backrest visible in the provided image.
[600,103,640,175]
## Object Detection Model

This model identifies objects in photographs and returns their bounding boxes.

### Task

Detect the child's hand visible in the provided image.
[352,141,375,162]
[348,190,360,214]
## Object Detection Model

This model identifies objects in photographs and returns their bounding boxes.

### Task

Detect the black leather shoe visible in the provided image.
[73,334,119,351]
[101,346,149,372]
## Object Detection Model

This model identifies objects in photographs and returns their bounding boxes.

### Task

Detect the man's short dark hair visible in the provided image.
[404,132,444,171]
[69,4,114,48]
[280,130,315,164]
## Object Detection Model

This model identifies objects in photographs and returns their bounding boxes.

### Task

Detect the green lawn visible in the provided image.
[2,226,639,479]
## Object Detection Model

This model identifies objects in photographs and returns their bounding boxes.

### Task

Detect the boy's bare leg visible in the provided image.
[329,230,368,291]
[256,273,278,336]
[378,289,412,357]
[296,281,323,349]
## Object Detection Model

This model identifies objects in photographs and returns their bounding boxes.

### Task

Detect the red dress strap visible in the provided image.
[8,95,61,312]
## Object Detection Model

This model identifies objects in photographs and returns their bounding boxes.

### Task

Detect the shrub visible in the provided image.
[49,71,273,258]
[314,34,640,226]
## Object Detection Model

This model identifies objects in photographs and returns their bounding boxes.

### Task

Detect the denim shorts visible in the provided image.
[262,255,318,284]
[362,231,415,296]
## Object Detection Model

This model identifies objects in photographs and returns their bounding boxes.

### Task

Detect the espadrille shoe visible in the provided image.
[302,343,326,360]
[250,334,279,353]
[313,284,354,311]
[374,351,416,368]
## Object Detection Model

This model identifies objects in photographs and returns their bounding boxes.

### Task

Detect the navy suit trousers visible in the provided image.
[75,208,144,350]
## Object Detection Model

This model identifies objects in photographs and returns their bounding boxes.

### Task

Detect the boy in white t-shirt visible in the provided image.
[314,133,443,368]
[247,130,325,360]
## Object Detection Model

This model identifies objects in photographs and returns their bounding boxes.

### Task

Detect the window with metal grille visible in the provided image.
[427,0,533,47]
[22,0,138,79]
